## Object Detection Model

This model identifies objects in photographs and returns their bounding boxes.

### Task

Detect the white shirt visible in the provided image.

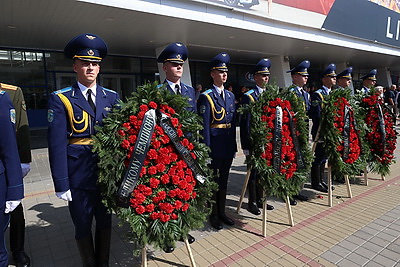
[322,85,331,95]
[166,80,180,94]
[77,81,96,105]
[213,84,224,99]
[256,85,265,95]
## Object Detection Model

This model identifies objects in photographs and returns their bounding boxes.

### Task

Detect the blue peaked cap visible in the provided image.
[321,63,337,77]
[337,67,353,79]
[287,60,310,75]
[157,42,188,63]
[210,53,230,72]
[253,58,271,75]
[361,69,377,81]
[64,33,107,62]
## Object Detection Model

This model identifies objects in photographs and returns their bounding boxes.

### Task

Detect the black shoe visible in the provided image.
[267,204,274,210]
[13,251,30,267]
[210,214,223,230]
[219,214,235,226]
[163,246,174,253]
[290,199,297,206]
[247,202,261,215]
[312,183,328,193]
[294,194,308,201]
[321,181,335,191]
[256,199,263,209]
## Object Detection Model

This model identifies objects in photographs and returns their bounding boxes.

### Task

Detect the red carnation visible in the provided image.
[135,205,146,214]
[181,203,190,211]
[149,101,157,109]
[149,178,160,189]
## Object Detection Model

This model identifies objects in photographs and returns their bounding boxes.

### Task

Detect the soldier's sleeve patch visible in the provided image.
[22,100,27,111]
[47,109,54,123]
[10,109,16,124]
[199,105,206,114]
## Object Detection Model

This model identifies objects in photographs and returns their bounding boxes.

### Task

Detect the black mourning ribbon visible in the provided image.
[377,103,386,152]
[156,110,206,184]
[175,84,181,95]
[87,89,96,113]
[285,107,304,169]
[343,105,351,161]
[272,106,283,173]
[117,109,157,208]
[116,109,206,208]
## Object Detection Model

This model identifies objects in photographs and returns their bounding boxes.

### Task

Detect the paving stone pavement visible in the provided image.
[5,127,400,266]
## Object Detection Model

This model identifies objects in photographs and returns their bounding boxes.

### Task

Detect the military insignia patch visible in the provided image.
[10,109,16,124]
[88,49,94,56]
[86,35,96,40]
[22,100,27,111]
[199,105,206,114]
[48,109,54,123]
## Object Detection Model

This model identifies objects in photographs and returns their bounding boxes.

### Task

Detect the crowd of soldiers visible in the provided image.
[0,33,391,267]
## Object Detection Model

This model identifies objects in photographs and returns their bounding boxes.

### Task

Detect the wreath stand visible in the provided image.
[237,168,295,232]
[141,240,197,267]
[363,167,385,186]
[326,163,352,207]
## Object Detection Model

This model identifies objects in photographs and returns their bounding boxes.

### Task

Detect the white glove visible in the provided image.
[243,149,250,156]
[5,200,21,214]
[233,153,236,158]
[56,190,72,201]
[21,163,31,178]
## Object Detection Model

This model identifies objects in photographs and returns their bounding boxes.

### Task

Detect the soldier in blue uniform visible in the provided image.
[157,42,196,252]
[240,59,274,215]
[337,67,353,90]
[360,69,377,94]
[0,82,32,267]
[157,42,196,113]
[288,60,311,114]
[198,53,237,230]
[309,64,337,193]
[47,33,119,266]
[0,90,24,267]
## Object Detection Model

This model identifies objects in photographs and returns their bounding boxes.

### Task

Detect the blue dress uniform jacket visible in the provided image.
[198,87,237,158]
[309,87,330,140]
[47,83,119,192]
[165,81,197,113]
[289,85,311,114]
[240,88,260,151]
[0,91,23,267]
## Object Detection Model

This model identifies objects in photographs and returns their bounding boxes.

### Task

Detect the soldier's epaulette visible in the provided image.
[102,87,117,94]
[202,89,212,95]
[53,87,72,95]
[0,90,5,95]
[0,83,18,91]
[245,89,254,96]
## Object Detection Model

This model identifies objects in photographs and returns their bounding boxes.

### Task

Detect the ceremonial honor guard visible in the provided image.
[198,53,237,230]
[47,33,119,266]
[240,59,274,215]
[288,60,311,114]
[0,83,32,267]
[360,69,377,94]
[157,42,196,252]
[337,67,353,89]
[157,42,196,113]
[309,64,337,193]
[0,90,24,267]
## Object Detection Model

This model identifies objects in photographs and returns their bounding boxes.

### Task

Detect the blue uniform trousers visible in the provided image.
[0,211,10,267]
[69,189,111,240]
[210,157,234,191]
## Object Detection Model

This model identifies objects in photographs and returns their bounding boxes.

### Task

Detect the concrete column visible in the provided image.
[269,55,292,88]
[377,66,392,87]
[155,45,193,87]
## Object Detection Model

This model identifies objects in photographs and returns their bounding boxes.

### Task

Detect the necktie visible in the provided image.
[220,90,224,100]
[175,84,180,95]
[87,89,96,112]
